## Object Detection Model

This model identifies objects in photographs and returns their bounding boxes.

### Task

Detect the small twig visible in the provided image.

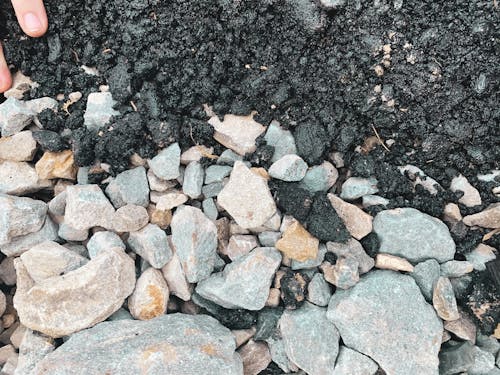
[371,124,390,152]
[71,49,80,63]
[130,101,138,112]
[483,228,500,242]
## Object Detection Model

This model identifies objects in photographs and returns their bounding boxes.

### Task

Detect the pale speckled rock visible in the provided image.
[83,92,119,131]
[249,211,281,233]
[0,97,35,137]
[362,194,389,208]
[328,194,373,240]
[180,145,214,165]
[161,251,192,301]
[463,204,500,229]
[147,169,177,192]
[113,204,149,233]
[340,177,378,200]
[57,222,88,242]
[182,161,204,199]
[4,71,37,100]
[466,244,497,271]
[469,346,496,375]
[444,309,477,343]
[375,253,414,272]
[64,185,115,231]
[264,121,297,162]
[196,247,281,310]
[222,234,258,261]
[276,219,319,262]
[26,97,58,114]
[307,273,332,307]
[208,113,266,156]
[14,329,55,375]
[232,327,256,348]
[450,174,482,207]
[218,161,277,228]
[0,290,5,317]
[258,231,281,247]
[279,302,340,375]
[0,161,51,195]
[48,190,66,218]
[333,346,378,375]
[148,143,181,181]
[128,268,169,321]
[20,241,87,283]
[33,314,243,375]
[105,166,149,208]
[202,181,224,198]
[373,207,456,263]
[433,277,459,321]
[87,231,125,259]
[440,260,474,278]
[14,247,136,338]
[327,271,443,375]
[0,131,37,161]
[202,198,218,220]
[300,161,338,193]
[217,149,243,166]
[265,334,298,373]
[327,239,374,274]
[127,224,172,269]
[321,257,359,289]
[291,243,326,270]
[268,154,308,182]
[171,206,218,283]
[398,165,441,195]
[411,258,440,301]
[35,150,77,180]
[155,191,188,211]
[238,339,272,375]
[205,165,232,184]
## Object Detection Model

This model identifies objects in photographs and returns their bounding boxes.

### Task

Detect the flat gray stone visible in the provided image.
[327,239,374,274]
[268,154,308,182]
[327,270,442,375]
[33,314,243,375]
[439,341,475,375]
[340,177,378,200]
[202,198,218,221]
[87,231,125,259]
[148,143,181,181]
[0,161,51,195]
[264,121,297,163]
[0,131,37,162]
[171,206,218,283]
[83,92,119,131]
[182,161,204,199]
[279,302,340,375]
[196,247,281,310]
[411,259,440,301]
[333,346,378,375]
[127,224,172,269]
[205,165,232,184]
[265,334,298,373]
[362,194,389,208]
[307,273,332,307]
[373,207,456,263]
[0,97,35,137]
[300,161,338,193]
[14,329,55,375]
[440,260,474,278]
[202,181,224,198]
[476,333,500,356]
[105,166,149,208]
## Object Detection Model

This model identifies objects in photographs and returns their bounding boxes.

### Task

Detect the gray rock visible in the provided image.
[265,334,298,373]
[217,149,243,166]
[333,346,378,375]
[291,243,326,270]
[264,121,297,162]
[127,224,172,269]
[476,333,500,356]
[321,256,360,289]
[327,270,442,375]
[0,257,16,285]
[147,168,177,192]
[411,259,440,301]
[48,191,66,218]
[107,308,133,321]
[319,0,346,8]
[222,234,259,261]
[202,198,218,221]
[112,204,149,233]
[466,244,497,271]
[0,161,51,195]
[202,181,224,198]
[268,154,308,182]
[373,207,456,263]
[440,260,474,278]
[307,273,332,307]
[87,231,125,259]
[33,314,243,375]
[171,206,218,283]
[450,275,473,300]
[105,166,149,208]
[327,239,374,274]
[340,177,378,200]
[469,346,496,375]
[0,131,37,162]
[254,308,283,341]
[439,341,475,375]
[279,302,340,375]
[196,247,281,310]
[433,277,459,321]
[26,97,58,114]
[182,161,204,199]
[258,231,281,247]
[0,97,35,137]
[362,194,389,208]
[148,143,181,181]
[300,161,338,193]
[205,165,232,184]
[83,92,119,131]
[14,329,55,375]
[76,166,89,184]
[0,290,5,317]
[57,222,88,242]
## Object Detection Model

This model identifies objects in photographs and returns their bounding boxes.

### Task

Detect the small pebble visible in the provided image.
[433,276,460,321]
[128,268,169,321]
[268,154,308,182]
[127,224,172,269]
[375,253,414,272]
[340,177,378,200]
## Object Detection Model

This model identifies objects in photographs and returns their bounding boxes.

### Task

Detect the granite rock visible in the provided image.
[450,174,482,207]
[326,239,374,274]
[300,161,338,193]
[35,150,77,180]
[463,204,500,229]
[127,224,172,269]
[268,154,308,182]
[375,253,414,272]
[333,346,378,375]
[148,143,181,181]
[128,268,169,321]
[105,166,149,208]
[113,204,149,233]
[0,161,51,195]
[0,97,35,137]
[161,252,192,301]
[307,273,332,307]
[0,131,37,161]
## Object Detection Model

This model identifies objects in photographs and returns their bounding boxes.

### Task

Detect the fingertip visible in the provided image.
[11,0,48,38]
[0,68,13,93]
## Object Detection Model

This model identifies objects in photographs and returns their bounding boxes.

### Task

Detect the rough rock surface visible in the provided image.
[14,329,55,375]
[327,270,443,375]
[0,161,51,195]
[148,143,181,181]
[105,166,149,208]
[264,121,297,162]
[411,259,441,301]
[333,346,378,375]
[161,252,192,301]
[237,339,272,375]
[0,131,37,161]
[127,224,172,269]
[275,219,319,262]
[268,154,308,182]
[328,194,373,240]
[35,150,77,180]
[375,253,414,272]
[463,204,500,229]
[128,268,169,321]
[340,177,378,200]
[433,276,460,321]
[450,174,482,207]
[326,239,374,274]
[83,91,119,131]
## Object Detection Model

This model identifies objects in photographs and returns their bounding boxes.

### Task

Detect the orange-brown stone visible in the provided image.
[35,150,77,180]
[276,220,319,262]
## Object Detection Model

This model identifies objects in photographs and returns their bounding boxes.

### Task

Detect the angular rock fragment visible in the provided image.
[83,92,119,131]
[463,204,500,229]
[306,193,350,242]
[182,161,204,199]
[328,193,373,240]
[87,231,125,258]
[113,204,149,233]
[440,260,474,278]
[161,252,192,301]
[264,121,297,162]
[398,165,441,195]
[155,191,188,211]
[0,161,51,195]
[340,177,378,200]
[321,257,359,289]
[307,273,332,307]
[0,97,35,137]
[326,239,374,274]
[238,339,272,375]
[105,166,149,208]
[469,345,496,375]
[58,222,88,241]
[0,131,37,161]
[276,219,319,262]
[439,341,475,375]
[15,329,55,375]
[268,154,308,182]
[411,258,441,301]
[450,174,482,207]
[222,234,259,261]
[128,268,169,320]
[444,309,477,343]
[375,253,414,272]
[433,276,460,321]
[333,346,378,375]
[291,243,326,270]
[466,244,497,271]
[127,224,172,269]
[300,161,338,193]
[205,165,233,185]
[35,150,77,180]
[148,142,181,181]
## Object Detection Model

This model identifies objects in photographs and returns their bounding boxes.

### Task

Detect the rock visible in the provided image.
[108,308,133,321]
[0,257,16,285]
[217,149,244,166]
[14,247,136,338]
[32,130,66,152]
[202,198,218,220]
[411,259,441,301]
[306,193,350,242]
[443,202,463,223]
[468,346,496,375]
[58,222,88,241]
[35,150,77,180]
[291,243,326,270]
[182,161,204,199]
[0,161,51,195]
[238,339,272,375]
[205,165,232,184]
[0,217,58,257]
[476,333,500,356]
[463,204,500,229]
[87,231,125,258]
[375,253,414,272]
[467,244,497,271]
[280,270,309,310]
[0,290,5,316]
[441,260,474,277]
[257,231,281,247]
[373,207,456,263]
[48,190,66,218]
[34,314,243,374]
[147,168,177,192]
[171,206,218,283]
[0,97,35,137]
[196,247,281,310]
[444,309,477,343]
[128,268,169,321]
[439,341,475,375]
[265,334,298,373]
[203,181,224,198]
[148,143,181,181]
[83,92,119,131]
[294,122,329,165]
[127,224,172,269]
[180,145,214,165]
[268,154,308,182]
[64,184,115,231]
[328,194,373,240]
[0,344,16,366]
[300,161,338,193]
[451,174,482,207]
[398,165,442,195]
[105,166,149,208]
[362,194,390,208]
[279,302,340,375]
[433,277,460,321]
[276,219,319,262]
[254,308,283,341]
[4,71,37,100]
[307,273,332,307]
[333,346,378,375]
[222,235,259,261]
[327,271,443,375]
[264,121,297,162]
[208,113,266,155]
[20,241,88,283]
[26,97,58,114]
[148,205,172,229]
[113,204,149,233]
[161,252,192,301]
[232,327,256,348]
[340,177,378,200]
[218,161,277,229]
[321,257,360,289]
[0,131,37,161]
[14,329,55,375]
[155,191,188,211]
[326,239,374,274]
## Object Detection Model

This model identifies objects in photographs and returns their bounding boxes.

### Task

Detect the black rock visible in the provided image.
[32,130,67,152]
[323,252,338,265]
[305,194,349,242]
[37,108,64,133]
[254,307,284,341]
[272,181,313,222]
[359,232,379,258]
[280,270,310,310]
[294,122,329,165]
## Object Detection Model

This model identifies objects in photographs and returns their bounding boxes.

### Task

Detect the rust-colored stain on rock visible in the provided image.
[139,285,165,320]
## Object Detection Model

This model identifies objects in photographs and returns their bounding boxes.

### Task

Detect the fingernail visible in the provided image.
[23,12,42,33]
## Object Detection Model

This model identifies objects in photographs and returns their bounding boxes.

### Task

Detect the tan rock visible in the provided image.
[222,235,259,260]
[0,344,16,366]
[265,288,281,307]
[35,150,77,180]
[327,239,374,275]
[14,247,136,338]
[0,131,37,161]
[463,204,500,229]
[0,290,5,317]
[10,323,27,349]
[180,145,215,165]
[251,167,270,180]
[0,257,16,285]
[328,194,373,240]
[450,174,482,207]
[238,339,272,375]
[128,268,169,321]
[432,277,459,321]
[276,220,319,262]
[443,203,462,223]
[216,217,230,253]
[321,258,360,290]
[3,71,38,100]
[147,168,177,192]
[148,204,172,229]
[444,309,477,343]
[494,324,500,339]
[0,161,52,195]
[375,253,414,272]
[155,190,188,210]
[161,251,192,301]
[113,204,149,232]
[208,113,266,155]
[232,327,256,348]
